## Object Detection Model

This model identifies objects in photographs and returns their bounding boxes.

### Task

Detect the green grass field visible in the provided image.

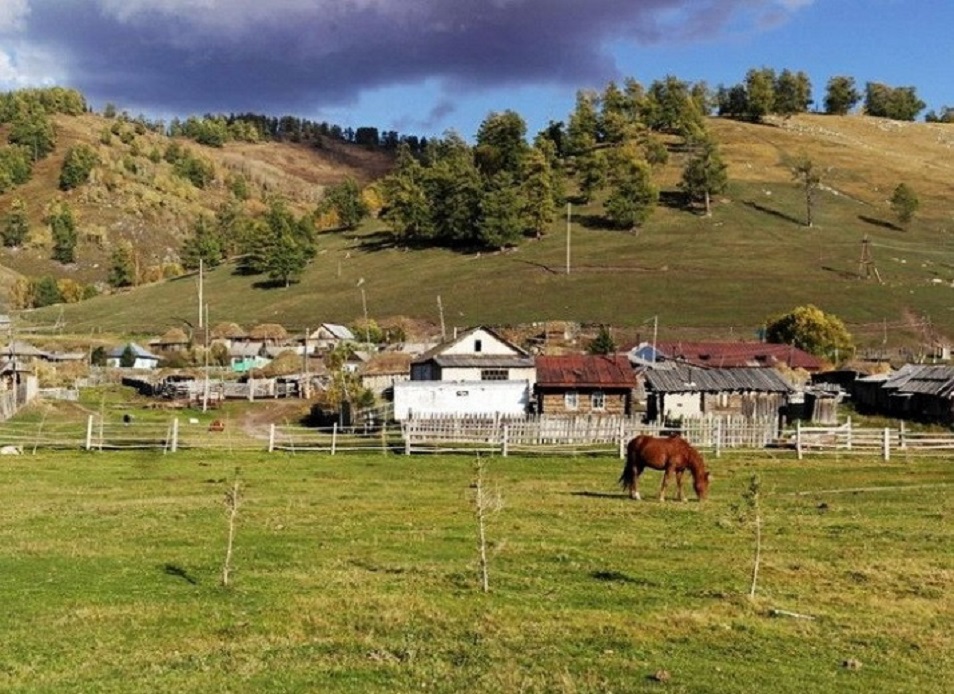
[0,450,951,692]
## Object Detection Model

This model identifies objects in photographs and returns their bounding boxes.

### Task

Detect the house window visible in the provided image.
[481,369,508,381]
[474,339,483,353]
[591,391,606,410]
[565,391,579,410]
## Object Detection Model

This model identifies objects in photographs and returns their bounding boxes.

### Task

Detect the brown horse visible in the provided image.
[619,434,710,502]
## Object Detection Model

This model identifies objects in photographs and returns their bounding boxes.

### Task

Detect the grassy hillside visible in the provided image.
[14,113,954,350]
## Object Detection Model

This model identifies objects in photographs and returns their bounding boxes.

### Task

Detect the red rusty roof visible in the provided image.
[535,354,637,388]
[653,341,824,371]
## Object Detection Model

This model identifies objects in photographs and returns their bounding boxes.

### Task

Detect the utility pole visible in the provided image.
[652,315,658,364]
[198,259,204,329]
[437,295,446,341]
[565,202,571,275]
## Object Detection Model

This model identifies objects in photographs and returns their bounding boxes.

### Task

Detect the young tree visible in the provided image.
[181,215,224,270]
[889,183,920,226]
[59,144,100,190]
[588,325,617,355]
[108,240,137,288]
[791,156,821,227]
[380,146,434,243]
[320,177,369,230]
[474,110,529,177]
[823,75,861,115]
[774,69,812,117]
[2,197,30,247]
[32,276,62,307]
[744,68,776,122]
[764,304,855,362]
[604,146,658,230]
[47,201,77,263]
[520,146,556,238]
[8,102,56,161]
[680,137,728,216]
[566,90,601,155]
[478,171,524,249]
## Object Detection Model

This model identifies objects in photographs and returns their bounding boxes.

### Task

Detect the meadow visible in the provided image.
[0,449,951,693]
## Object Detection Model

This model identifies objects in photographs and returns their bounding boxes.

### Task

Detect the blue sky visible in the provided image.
[1,1,951,141]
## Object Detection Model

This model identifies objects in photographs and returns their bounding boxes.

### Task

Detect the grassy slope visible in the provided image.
[0,450,950,692]
[16,113,954,348]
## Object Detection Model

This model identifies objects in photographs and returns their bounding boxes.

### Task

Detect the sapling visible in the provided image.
[734,473,763,599]
[221,469,241,588]
[473,456,503,593]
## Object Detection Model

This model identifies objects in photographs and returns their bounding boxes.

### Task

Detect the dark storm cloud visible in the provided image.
[4,1,807,115]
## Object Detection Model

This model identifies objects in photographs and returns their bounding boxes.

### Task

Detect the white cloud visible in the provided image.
[0,0,29,33]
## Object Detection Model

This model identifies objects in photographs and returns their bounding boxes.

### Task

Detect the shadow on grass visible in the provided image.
[162,563,198,585]
[570,490,628,500]
[743,200,803,226]
[821,266,862,280]
[859,214,902,232]
[658,190,689,211]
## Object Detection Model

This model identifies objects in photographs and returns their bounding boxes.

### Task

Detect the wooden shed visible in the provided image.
[534,354,636,415]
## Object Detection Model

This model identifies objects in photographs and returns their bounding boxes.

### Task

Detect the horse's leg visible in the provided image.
[676,470,686,502]
[633,464,643,501]
[658,467,673,502]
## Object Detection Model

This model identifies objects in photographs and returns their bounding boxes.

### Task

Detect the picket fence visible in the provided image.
[0,414,951,459]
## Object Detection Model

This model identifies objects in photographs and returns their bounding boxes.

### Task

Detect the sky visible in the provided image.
[0,0,951,141]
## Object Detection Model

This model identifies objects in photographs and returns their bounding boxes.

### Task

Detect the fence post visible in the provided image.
[404,421,411,455]
[268,424,275,453]
[618,418,626,459]
[171,418,179,453]
[85,415,93,451]
[883,427,890,462]
[331,423,338,455]
[501,424,509,457]
[846,416,852,451]
[715,419,722,458]
[899,421,906,450]
[795,420,803,460]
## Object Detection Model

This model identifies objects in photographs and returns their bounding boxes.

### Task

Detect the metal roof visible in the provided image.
[652,341,824,371]
[644,365,793,393]
[535,354,636,388]
[429,355,534,368]
[883,364,954,397]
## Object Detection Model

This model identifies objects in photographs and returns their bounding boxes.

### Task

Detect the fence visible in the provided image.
[0,413,952,459]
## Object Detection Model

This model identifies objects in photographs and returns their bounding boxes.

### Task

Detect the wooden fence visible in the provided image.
[0,414,952,459]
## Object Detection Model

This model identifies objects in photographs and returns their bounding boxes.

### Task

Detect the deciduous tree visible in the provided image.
[889,183,919,226]
[765,304,854,362]
[790,156,820,227]
[680,136,728,216]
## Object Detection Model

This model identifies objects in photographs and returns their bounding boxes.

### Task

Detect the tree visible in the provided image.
[566,90,600,155]
[823,76,861,115]
[380,146,434,243]
[474,110,528,177]
[478,172,524,249]
[8,101,56,161]
[2,197,29,247]
[680,137,728,216]
[32,276,62,307]
[889,183,919,226]
[764,304,855,362]
[264,230,309,287]
[604,145,658,229]
[181,215,224,270]
[773,69,812,117]
[108,240,137,288]
[865,82,925,121]
[0,145,33,191]
[588,325,617,355]
[790,156,820,227]
[744,68,776,122]
[520,146,556,238]
[59,144,99,190]
[47,201,77,263]
[320,178,369,230]
[119,344,137,368]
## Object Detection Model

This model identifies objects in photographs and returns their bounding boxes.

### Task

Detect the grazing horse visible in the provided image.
[619,434,710,502]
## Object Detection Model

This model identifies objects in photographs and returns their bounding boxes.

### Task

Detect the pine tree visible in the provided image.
[48,201,77,264]
[680,137,728,216]
[604,145,658,230]
[890,183,919,226]
[2,197,29,247]
[478,172,524,249]
[108,241,137,288]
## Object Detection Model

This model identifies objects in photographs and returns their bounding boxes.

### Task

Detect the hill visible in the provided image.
[12,112,954,351]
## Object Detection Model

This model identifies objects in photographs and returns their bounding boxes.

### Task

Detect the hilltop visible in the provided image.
[10,111,954,351]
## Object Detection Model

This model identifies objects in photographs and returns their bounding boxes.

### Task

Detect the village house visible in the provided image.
[643,364,793,422]
[394,326,535,420]
[106,342,161,369]
[534,354,637,415]
[307,323,355,353]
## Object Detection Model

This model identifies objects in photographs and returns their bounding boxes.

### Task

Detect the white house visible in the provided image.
[394,326,535,420]
[106,342,161,369]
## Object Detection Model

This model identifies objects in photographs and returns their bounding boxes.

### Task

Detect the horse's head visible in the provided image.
[689,449,710,501]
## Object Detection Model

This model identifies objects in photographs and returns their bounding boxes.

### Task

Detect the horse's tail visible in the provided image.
[618,438,638,492]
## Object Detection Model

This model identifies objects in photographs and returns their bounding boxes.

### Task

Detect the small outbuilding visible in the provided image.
[534,354,637,415]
